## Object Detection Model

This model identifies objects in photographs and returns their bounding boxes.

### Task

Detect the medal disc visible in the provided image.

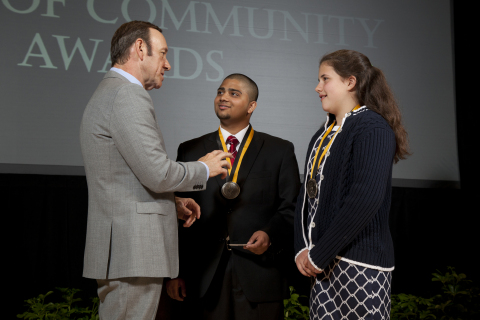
[306,179,318,198]
[221,181,241,199]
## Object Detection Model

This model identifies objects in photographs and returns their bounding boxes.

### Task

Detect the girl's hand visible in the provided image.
[304,253,323,276]
[296,249,322,277]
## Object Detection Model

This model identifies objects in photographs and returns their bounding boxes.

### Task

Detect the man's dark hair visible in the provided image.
[224,73,259,102]
[110,21,163,67]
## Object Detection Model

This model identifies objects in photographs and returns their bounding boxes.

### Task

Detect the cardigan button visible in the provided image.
[338,128,342,133]
[326,152,330,157]
[320,175,324,180]
[311,222,316,228]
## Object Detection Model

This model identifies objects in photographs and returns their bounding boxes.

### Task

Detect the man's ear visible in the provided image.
[134,38,145,61]
[247,101,257,114]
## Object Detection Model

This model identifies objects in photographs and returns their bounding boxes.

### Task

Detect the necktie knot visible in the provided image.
[226,135,239,149]
[226,135,239,165]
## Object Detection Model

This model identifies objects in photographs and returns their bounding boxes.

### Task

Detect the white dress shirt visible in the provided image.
[220,124,250,151]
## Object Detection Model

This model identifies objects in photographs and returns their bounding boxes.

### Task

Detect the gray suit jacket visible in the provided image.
[80,71,206,280]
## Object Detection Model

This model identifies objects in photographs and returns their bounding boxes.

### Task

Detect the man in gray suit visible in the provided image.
[80,21,231,320]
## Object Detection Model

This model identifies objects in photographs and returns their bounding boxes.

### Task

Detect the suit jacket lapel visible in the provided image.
[235,132,264,189]
[204,132,225,189]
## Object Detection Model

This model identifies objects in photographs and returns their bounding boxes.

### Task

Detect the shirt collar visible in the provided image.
[220,124,250,145]
[110,67,143,88]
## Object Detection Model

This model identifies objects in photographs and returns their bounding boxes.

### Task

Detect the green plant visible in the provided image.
[17,287,99,320]
[391,293,436,319]
[391,267,480,320]
[284,286,309,320]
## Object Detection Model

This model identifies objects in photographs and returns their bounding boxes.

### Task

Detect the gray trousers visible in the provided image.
[97,277,163,320]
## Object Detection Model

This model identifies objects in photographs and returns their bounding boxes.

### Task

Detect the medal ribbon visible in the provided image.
[309,105,360,180]
[309,121,337,180]
[218,126,254,183]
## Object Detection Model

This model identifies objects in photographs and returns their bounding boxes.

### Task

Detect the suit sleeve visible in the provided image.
[260,141,300,249]
[174,142,196,200]
[110,84,206,193]
[308,127,396,270]
[174,141,202,280]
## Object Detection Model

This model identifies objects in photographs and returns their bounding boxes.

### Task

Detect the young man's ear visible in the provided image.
[247,101,257,114]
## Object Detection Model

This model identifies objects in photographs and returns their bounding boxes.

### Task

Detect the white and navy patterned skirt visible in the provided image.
[310,258,392,320]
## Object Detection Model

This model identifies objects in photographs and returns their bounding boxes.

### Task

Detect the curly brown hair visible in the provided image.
[320,49,410,163]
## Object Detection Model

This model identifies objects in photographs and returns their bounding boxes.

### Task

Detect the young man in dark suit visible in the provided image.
[165,74,300,320]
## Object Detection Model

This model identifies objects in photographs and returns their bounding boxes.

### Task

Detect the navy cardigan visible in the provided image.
[294,107,396,271]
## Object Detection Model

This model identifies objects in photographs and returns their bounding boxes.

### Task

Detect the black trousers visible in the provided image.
[204,248,283,320]
[179,248,283,320]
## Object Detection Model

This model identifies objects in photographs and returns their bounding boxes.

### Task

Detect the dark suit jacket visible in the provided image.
[175,129,300,303]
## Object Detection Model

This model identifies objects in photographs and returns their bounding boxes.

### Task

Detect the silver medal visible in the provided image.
[221,181,241,199]
[306,178,318,198]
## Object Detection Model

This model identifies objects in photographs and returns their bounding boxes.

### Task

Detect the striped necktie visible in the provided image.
[226,135,239,166]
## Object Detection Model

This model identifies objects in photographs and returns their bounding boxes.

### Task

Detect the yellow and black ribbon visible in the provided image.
[217,125,254,183]
[309,121,337,180]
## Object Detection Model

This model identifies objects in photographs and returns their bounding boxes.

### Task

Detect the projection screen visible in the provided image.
[0,0,458,187]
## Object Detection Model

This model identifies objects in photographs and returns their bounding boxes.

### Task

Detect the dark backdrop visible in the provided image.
[3,1,474,318]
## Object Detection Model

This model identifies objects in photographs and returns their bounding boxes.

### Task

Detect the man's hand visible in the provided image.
[175,197,200,227]
[166,278,187,301]
[198,150,232,179]
[244,230,271,255]
[295,249,323,277]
